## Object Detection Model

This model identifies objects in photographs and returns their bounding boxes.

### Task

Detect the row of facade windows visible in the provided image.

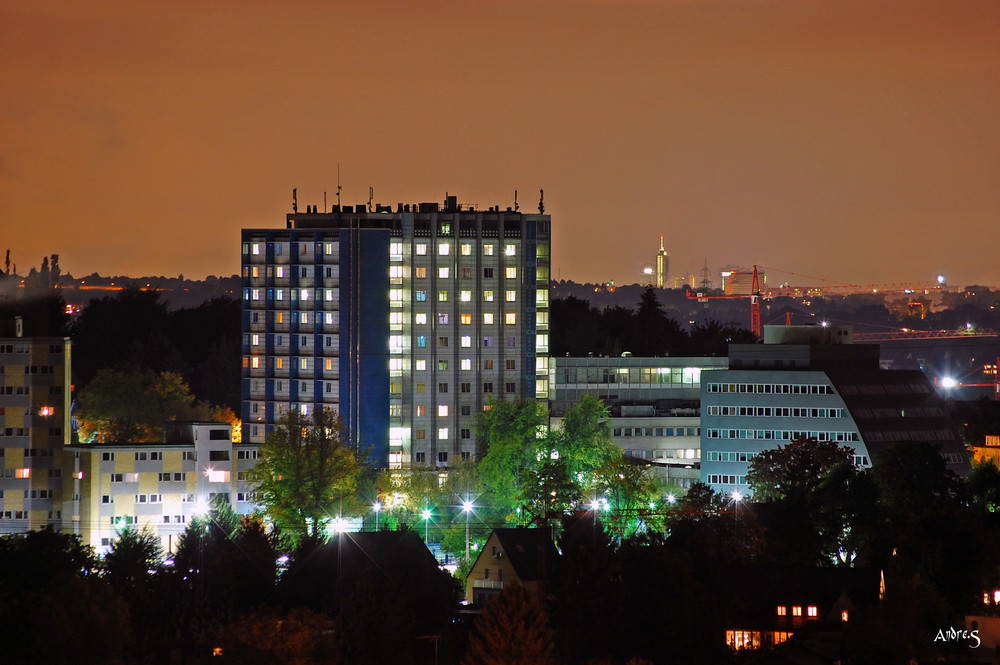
[705,429,861,442]
[613,426,700,437]
[707,383,835,395]
[706,406,846,418]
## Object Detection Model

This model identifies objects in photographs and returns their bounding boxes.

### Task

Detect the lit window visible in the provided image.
[505,290,516,302]
[415,313,427,325]
[325,358,334,371]
[389,336,403,351]
[439,267,449,279]
[389,266,403,279]
[483,290,494,301]
[505,267,517,279]
[483,244,494,256]
[438,427,449,440]
[461,335,472,348]
[251,243,261,255]
[460,290,471,302]
[389,312,403,324]
[461,359,472,371]
[461,313,472,325]
[792,606,802,617]
[416,360,426,371]
[416,243,427,255]
[276,312,284,324]
[389,358,403,371]
[276,358,284,369]
[390,289,403,302]
[300,289,310,301]
[416,406,426,417]
[438,291,448,302]
[416,291,427,302]
[438,243,450,256]
[505,313,516,325]
[14,468,30,479]
[461,243,472,255]
[251,357,260,369]
[417,336,426,348]
[484,313,494,324]
[505,244,516,256]
[415,267,427,279]
[776,606,786,616]
[390,242,403,256]
[840,610,849,622]
[251,289,260,301]
[301,312,309,324]
[300,358,308,370]
[276,266,285,278]
[325,242,335,255]
[438,405,448,417]
[807,606,817,618]
[438,313,449,324]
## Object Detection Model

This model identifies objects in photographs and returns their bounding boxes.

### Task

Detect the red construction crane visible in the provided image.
[687,265,762,338]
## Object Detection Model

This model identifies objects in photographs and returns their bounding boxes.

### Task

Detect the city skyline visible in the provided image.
[2,0,998,287]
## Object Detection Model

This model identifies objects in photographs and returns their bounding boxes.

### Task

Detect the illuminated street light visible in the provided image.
[462,499,473,563]
[373,501,382,532]
[422,508,432,543]
[940,377,957,389]
[731,490,743,503]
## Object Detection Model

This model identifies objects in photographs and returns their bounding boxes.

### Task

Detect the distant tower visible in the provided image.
[655,234,669,288]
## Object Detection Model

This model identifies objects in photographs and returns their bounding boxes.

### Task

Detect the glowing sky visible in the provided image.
[2,1,998,287]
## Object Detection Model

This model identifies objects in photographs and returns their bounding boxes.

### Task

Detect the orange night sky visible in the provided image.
[2,1,998,288]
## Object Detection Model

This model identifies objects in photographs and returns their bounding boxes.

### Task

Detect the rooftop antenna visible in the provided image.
[292,188,298,213]
[368,186,374,212]
[336,163,342,208]
[538,188,544,214]
[514,189,519,212]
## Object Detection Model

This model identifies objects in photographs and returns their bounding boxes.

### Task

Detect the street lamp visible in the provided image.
[422,508,432,543]
[373,501,382,532]
[462,499,473,563]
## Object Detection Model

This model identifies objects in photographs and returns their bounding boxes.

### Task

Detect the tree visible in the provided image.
[476,398,549,516]
[746,437,854,503]
[77,367,223,442]
[463,582,558,665]
[103,525,162,588]
[593,455,663,538]
[552,394,620,492]
[249,408,362,544]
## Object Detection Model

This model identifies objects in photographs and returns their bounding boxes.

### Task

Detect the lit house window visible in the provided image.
[415,313,427,325]
[484,313,494,325]
[776,606,786,616]
[438,243,450,256]
[461,313,472,325]
[807,606,818,618]
[439,267,449,279]
[505,290,516,302]
[438,427,448,440]
[416,243,427,255]
[483,244,494,256]
[438,291,448,302]
[461,243,472,255]
[505,313,516,325]
[251,357,260,369]
[461,335,472,347]
[505,244,516,256]
[505,267,517,279]
[483,290,494,301]
[792,606,802,617]
[416,360,426,371]
[461,358,472,370]
[438,405,448,417]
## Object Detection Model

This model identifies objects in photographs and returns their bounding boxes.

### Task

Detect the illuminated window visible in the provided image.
[251,288,260,301]
[299,358,308,370]
[438,243,450,256]
[484,313,494,324]
[325,359,334,371]
[483,244,494,256]
[841,610,849,622]
[275,358,284,369]
[460,290,471,302]
[415,267,427,279]
[461,358,472,370]
[438,427,449,440]
[807,606,817,618]
[461,335,472,348]
[416,291,427,302]
[389,266,403,279]
[438,313,449,324]
[776,606,786,616]
[416,360,426,371]
[390,289,403,302]
[415,313,427,325]
[416,406,426,417]
[389,336,403,351]
[300,312,309,324]
[792,606,802,617]
[251,266,259,278]
[505,290,516,302]
[461,313,472,325]
[417,336,426,348]
[389,358,403,371]
[390,242,403,256]
[505,267,517,279]
[300,289,310,301]
[461,243,472,255]
[251,357,260,369]
[276,266,285,278]
[505,244,516,256]
[416,243,427,255]
[251,243,261,255]
[276,311,284,324]
[438,405,448,417]
[438,360,448,370]
[438,267,449,279]
[438,290,448,302]
[14,468,30,479]
[325,242,335,255]
[389,312,403,325]
[505,313,516,325]
[483,290,494,301]
[390,381,402,394]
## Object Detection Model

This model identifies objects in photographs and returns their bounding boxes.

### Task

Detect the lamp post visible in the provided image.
[422,508,431,543]
[373,501,382,532]
[462,499,473,563]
